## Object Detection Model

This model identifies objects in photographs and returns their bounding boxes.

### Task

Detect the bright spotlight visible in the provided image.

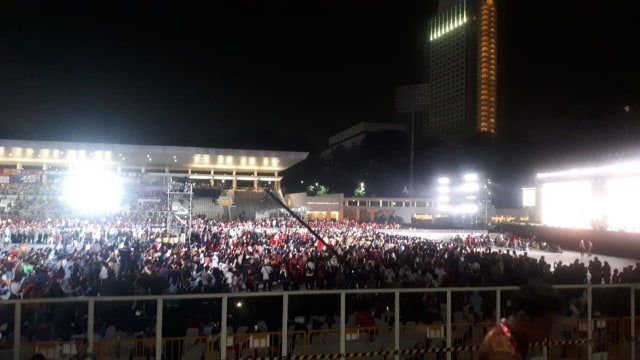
[437,195,449,202]
[438,204,451,212]
[63,163,123,213]
[541,181,591,228]
[463,173,478,182]
[522,188,536,207]
[458,204,479,213]
[437,186,450,194]
[461,183,480,192]
[608,177,640,231]
[438,177,450,185]
[236,301,243,308]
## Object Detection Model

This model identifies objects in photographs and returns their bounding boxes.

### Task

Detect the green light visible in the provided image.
[430,1,468,42]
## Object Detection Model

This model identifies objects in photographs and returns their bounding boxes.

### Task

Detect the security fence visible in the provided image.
[0,284,638,360]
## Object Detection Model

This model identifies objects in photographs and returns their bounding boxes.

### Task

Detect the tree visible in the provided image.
[316,185,330,195]
[353,183,366,197]
[306,184,330,196]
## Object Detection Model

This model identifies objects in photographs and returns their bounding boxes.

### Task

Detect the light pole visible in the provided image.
[409,112,415,195]
[484,180,491,229]
[485,188,488,227]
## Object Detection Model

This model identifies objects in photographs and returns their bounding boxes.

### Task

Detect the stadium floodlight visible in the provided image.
[522,187,536,207]
[461,183,480,192]
[437,195,449,203]
[541,181,591,228]
[458,204,479,214]
[536,160,640,179]
[608,177,640,231]
[63,163,123,214]
[463,173,478,182]
[437,186,450,194]
[438,177,450,185]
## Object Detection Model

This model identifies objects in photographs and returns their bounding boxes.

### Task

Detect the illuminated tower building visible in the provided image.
[427,0,498,138]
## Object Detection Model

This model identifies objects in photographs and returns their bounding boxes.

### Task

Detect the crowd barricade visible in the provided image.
[307,328,341,355]
[7,317,640,360]
[2,284,640,360]
[224,331,282,359]
[18,340,76,360]
[6,319,635,360]
[345,325,394,356]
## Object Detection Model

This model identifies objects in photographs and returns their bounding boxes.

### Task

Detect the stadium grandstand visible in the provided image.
[0,139,307,223]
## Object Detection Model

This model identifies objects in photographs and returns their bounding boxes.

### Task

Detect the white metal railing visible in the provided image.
[380,229,488,235]
[2,284,638,360]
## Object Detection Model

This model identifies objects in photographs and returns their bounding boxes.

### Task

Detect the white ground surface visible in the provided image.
[382,228,639,273]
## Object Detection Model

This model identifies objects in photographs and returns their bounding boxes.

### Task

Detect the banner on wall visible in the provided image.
[23,170,44,175]
[17,175,41,183]
[0,175,41,184]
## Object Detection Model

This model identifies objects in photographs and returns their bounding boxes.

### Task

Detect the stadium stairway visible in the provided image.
[192,198,224,218]
[226,190,282,220]
[273,189,285,205]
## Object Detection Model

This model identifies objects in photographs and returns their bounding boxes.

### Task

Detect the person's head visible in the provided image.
[511,278,564,342]
[30,354,46,360]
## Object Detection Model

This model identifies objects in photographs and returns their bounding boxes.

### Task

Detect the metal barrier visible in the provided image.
[1,284,638,360]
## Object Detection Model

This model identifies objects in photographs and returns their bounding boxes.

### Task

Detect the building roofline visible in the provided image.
[0,139,308,173]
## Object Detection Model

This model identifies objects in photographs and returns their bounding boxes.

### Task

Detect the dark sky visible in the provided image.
[1,1,638,151]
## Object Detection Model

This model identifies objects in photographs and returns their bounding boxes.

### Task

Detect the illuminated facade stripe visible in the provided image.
[477,0,497,134]
[429,0,468,41]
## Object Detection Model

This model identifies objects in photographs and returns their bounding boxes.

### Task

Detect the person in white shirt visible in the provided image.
[261,262,273,291]
[305,260,316,290]
[434,265,447,286]
[99,263,108,283]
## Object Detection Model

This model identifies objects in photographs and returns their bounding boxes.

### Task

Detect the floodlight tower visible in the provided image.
[484,179,492,228]
[166,180,193,242]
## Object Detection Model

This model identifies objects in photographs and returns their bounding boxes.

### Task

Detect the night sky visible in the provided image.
[0,0,638,151]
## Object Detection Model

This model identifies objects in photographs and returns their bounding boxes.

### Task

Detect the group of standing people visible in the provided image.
[578,238,593,257]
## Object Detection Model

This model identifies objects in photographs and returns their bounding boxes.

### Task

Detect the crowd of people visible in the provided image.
[0,216,636,357]
[1,217,637,302]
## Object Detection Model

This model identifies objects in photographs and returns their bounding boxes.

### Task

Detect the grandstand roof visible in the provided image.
[0,139,308,173]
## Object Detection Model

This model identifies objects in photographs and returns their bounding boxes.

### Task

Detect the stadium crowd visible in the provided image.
[1,216,637,356]
[1,218,637,302]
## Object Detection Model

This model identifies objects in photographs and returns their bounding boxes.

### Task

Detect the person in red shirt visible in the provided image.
[478,279,564,360]
[355,306,375,341]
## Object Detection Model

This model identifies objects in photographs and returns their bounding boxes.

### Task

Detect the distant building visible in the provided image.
[285,192,344,221]
[286,192,523,227]
[428,0,498,138]
[322,122,405,158]
[395,0,500,140]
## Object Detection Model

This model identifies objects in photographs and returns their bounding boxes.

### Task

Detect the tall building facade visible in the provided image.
[427,0,498,138]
